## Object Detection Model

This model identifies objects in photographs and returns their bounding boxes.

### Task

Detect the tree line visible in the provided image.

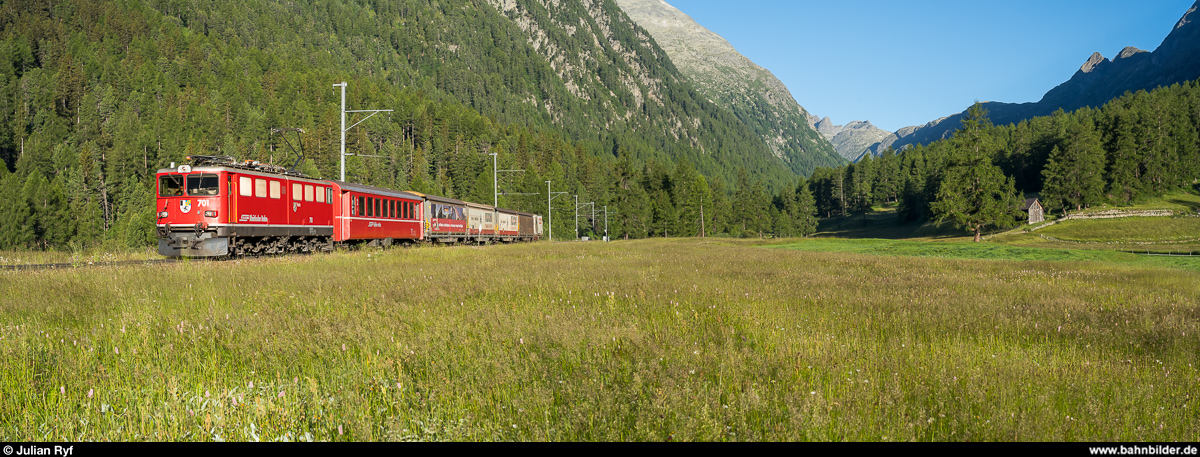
[0,0,821,251]
[807,81,1200,240]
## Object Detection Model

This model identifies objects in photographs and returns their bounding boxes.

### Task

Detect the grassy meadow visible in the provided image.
[1,238,1198,441]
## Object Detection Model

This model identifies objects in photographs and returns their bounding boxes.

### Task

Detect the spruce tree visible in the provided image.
[1041,119,1105,213]
[794,179,818,237]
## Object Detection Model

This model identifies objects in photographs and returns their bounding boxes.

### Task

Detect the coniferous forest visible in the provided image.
[0,0,832,250]
[1,0,1198,252]
[808,83,1200,237]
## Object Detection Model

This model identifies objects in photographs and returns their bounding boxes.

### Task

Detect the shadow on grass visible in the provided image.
[1168,197,1200,214]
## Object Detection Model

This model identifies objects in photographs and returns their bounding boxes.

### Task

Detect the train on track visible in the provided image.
[155,155,542,257]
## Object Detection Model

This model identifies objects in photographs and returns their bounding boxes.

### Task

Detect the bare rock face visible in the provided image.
[1117,46,1147,59]
[613,0,844,173]
[812,118,894,161]
[1080,52,1108,73]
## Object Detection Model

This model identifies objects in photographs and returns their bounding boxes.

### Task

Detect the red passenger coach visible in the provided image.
[332,181,423,245]
[156,157,335,257]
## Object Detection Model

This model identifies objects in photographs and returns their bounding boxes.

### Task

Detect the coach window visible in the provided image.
[239,177,252,196]
[357,196,365,216]
[389,200,395,218]
[255,179,267,198]
[159,175,184,197]
[327,188,333,204]
[269,180,281,199]
[186,174,220,196]
[316,186,325,203]
[305,185,314,202]
[374,198,381,218]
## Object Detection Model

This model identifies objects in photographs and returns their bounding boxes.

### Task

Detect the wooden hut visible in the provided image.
[1020,198,1044,224]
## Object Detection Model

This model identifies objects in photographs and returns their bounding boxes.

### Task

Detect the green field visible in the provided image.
[990,216,1200,254]
[771,237,1200,271]
[2,239,1197,441]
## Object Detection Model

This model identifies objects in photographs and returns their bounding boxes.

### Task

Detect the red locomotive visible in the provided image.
[155,155,542,257]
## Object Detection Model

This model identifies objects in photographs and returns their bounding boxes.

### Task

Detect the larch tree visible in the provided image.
[931,102,1023,242]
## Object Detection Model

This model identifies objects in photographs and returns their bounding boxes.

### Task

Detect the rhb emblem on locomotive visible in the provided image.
[180,199,192,213]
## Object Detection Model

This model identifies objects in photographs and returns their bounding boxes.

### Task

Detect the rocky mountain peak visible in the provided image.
[613,0,844,173]
[1116,46,1147,59]
[1176,1,1198,29]
[1080,52,1108,73]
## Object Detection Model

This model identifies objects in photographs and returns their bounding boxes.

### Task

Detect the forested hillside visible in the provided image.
[808,80,1200,229]
[0,0,821,250]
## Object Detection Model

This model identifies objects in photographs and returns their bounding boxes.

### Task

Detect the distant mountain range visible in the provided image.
[839,0,1200,160]
[612,0,845,174]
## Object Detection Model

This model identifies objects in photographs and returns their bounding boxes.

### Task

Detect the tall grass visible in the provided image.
[1,239,1197,441]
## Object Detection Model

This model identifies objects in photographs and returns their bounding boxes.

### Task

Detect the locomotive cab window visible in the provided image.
[186,174,220,196]
[159,175,184,197]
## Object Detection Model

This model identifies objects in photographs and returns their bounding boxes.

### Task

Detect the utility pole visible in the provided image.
[488,151,527,208]
[601,206,617,242]
[546,181,567,241]
[333,81,392,182]
[575,200,594,240]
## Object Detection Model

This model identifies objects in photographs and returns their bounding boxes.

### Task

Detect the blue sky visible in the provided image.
[667,0,1196,132]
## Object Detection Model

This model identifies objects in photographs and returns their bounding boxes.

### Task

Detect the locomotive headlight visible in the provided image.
[158,211,169,218]
[204,210,218,218]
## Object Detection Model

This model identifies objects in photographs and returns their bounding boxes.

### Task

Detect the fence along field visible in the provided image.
[1,238,1197,441]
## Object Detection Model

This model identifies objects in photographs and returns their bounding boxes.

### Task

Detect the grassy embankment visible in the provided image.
[1,238,1197,441]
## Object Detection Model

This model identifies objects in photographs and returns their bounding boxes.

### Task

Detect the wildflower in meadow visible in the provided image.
[87,388,94,399]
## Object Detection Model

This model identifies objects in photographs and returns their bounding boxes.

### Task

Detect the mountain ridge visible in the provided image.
[612,0,845,175]
[861,0,1200,156]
